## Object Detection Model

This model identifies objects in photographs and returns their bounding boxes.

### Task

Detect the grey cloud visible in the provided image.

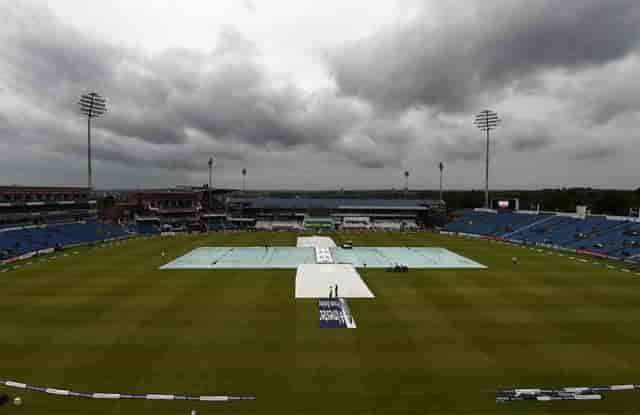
[52,138,241,173]
[571,146,617,161]
[326,115,417,169]
[503,118,555,152]
[434,135,486,163]
[2,2,639,190]
[578,57,640,125]
[100,108,188,145]
[0,5,125,104]
[327,0,640,114]
[213,28,257,57]
[510,134,552,152]
[0,3,410,174]
[242,0,256,14]
[332,133,402,169]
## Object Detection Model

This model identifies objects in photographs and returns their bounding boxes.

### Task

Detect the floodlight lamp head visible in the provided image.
[79,92,107,119]
[474,109,500,131]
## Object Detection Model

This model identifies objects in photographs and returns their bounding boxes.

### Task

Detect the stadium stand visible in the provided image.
[227,197,444,230]
[133,221,161,235]
[341,217,371,230]
[303,216,335,231]
[444,209,640,263]
[0,186,139,262]
[255,220,303,231]
[0,221,129,261]
[371,220,402,231]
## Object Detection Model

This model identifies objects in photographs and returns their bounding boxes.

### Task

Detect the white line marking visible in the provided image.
[611,384,634,390]
[146,394,174,400]
[93,393,120,399]
[46,388,70,396]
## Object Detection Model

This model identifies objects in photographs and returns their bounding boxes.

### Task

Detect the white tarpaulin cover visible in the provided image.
[296,236,337,248]
[295,263,375,298]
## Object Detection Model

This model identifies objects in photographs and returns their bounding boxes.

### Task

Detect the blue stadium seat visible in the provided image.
[0,222,129,258]
[444,210,640,260]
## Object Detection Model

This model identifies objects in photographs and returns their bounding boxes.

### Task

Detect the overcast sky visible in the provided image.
[1,0,639,190]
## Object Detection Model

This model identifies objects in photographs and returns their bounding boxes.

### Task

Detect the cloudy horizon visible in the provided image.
[1,0,639,190]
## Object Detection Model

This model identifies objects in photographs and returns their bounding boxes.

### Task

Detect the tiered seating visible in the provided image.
[507,216,577,244]
[0,222,128,259]
[445,210,498,235]
[580,222,640,259]
[446,210,546,236]
[445,210,640,263]
[254,220,303,231]
[486,212,552,236]
[371,220,402,231]
[205,218,226,231]
[204,219,243,231]
[135,222,161,234]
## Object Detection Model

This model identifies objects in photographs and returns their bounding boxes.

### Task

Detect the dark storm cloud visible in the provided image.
[52,137,248,173]
[0,5,124,107]
[2,1,639,190]
[0,3,413,175]
[573,57,640,125]
[327,0,640,114]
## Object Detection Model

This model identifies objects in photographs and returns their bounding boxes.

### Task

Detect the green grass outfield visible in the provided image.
[2,231,640,414]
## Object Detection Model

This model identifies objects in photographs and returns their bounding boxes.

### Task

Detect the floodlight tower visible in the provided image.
[78,92,107,189]
[438,162,444,202]
[404,170,409,193]
[474,109,500,208]
[208,156,216,189]
[208,157,215,210]
[242,168,247,192]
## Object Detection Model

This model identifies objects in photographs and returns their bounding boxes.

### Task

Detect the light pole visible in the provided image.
[78,92,107,189]
[208,157,214,189]
[438,162,444,202]
[474,109,500,208]
[242,168,247,192]
[208,157,214,210]
[404,170,409,194]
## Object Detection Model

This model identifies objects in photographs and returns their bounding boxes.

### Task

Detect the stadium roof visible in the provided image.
[228,197,441,210]
[0,186,90,193]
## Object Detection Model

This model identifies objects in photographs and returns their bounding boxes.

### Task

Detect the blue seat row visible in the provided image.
[0,221,129,260]
[445,211,640,263]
